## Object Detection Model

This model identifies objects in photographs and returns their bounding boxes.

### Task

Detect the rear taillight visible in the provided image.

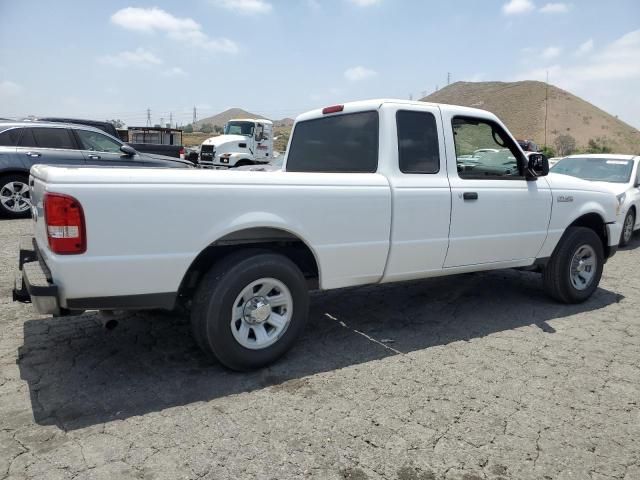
[179,146,185,159]
[44,193,86,254]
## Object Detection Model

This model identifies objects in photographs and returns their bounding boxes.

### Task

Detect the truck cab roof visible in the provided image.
[295,99,501,123]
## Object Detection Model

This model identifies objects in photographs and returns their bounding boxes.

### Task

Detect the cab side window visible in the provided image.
[76,129,122,153]
[452,117,523,179]
[396,110,440,174]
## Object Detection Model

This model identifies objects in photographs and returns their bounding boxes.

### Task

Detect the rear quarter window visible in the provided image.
[0,128,22,146]
[286,111,378,173]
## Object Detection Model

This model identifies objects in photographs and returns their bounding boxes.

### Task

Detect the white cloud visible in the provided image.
[539,2,570,13]
[98,48,163,68]
[0,80,23,98]
[541,46,562,59]
[163,67,188,77]
[348,0,382,6]
[110,7,239,53]
[211,0,272,14]
[344,66,377,82]
[511,29,640,126]
[575,39,594,56]
[502,0,535,15]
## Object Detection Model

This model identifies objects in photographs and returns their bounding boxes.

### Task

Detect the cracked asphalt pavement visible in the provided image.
[1,218,639,479]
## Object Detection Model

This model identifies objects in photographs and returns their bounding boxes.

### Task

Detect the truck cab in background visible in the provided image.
[199,119,273,169]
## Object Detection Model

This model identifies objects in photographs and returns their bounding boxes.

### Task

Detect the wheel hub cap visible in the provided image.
[570,244,597,291]
[243,297,271,324]
[230,278,293,350]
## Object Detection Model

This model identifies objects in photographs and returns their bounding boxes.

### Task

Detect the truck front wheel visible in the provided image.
[191,250,309,371]
[542,226,604,304]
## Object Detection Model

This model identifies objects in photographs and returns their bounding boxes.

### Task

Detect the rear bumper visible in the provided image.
[13,237,61,315]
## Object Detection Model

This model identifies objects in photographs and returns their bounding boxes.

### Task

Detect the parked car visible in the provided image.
[0,121,192,218]
[551,154,640,245]
[40,119,188,161]
[14,99,622,371]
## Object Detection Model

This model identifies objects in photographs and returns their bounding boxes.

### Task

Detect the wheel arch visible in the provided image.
[567,212,610,256]
[177,226,321,303]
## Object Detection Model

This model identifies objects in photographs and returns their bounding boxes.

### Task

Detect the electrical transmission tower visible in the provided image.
[169,112,173,128]
[146,108,151,127]
[447,72,451,85]
[192,106,197,125]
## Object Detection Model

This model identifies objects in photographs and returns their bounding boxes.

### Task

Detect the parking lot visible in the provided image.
[0,218,638,480]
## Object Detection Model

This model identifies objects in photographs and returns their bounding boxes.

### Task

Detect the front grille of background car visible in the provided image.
[199,145,215,168]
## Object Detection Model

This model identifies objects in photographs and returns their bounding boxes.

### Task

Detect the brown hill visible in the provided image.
[194,108,265,129]
[422,81,640,154]
[194,109,295,130]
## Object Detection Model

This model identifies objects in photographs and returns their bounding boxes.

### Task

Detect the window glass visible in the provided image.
[396,111,440,173]
[551,157,633,183]
[31,128,76,149]
[18,129,37,148]
[453,117,522,178]
[287,111,378,173]
[0,128,22,147]
[77,129,122,153]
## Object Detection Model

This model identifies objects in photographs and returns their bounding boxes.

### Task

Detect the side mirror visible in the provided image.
[120,144,136,157]
[527,153,549,177]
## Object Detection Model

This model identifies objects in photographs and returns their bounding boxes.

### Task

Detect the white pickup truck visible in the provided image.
[14,99,622,370]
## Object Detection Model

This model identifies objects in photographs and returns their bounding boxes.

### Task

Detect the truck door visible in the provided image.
[254,123,270,161]
[442,113,552,267]
[381,104,453,283]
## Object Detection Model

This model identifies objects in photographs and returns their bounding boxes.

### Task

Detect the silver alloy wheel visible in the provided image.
[569,244,597,291]
[0,181,31,213]
[623,212,634,243]
[230,277,293,350]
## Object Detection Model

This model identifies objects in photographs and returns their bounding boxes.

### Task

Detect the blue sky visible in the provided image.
[1,0,639,128]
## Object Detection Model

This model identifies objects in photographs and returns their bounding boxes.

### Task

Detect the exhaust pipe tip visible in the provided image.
[98,310,121,330]
[103,318,119,330]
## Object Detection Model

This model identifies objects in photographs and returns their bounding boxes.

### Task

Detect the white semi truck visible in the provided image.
[198,118,273,169]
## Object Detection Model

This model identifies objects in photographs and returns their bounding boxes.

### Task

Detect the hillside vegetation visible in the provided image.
[422,81,640,155]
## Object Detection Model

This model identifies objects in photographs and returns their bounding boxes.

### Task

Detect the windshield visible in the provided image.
[551,157,634,183]
[224,121,254,137]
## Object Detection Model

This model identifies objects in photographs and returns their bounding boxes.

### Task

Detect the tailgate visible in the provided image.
[28,171,49,253]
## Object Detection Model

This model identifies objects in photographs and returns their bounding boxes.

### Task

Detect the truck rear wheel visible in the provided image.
[190,250,309,371]
[542,226,604,304]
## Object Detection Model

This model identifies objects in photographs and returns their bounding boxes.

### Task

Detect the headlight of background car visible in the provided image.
[616,193,627,215]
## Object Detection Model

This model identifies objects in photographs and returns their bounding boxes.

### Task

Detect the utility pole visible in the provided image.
[169,112,173,128]
[160,117,164,128]
[447,72,451,85]
[544,70,549,149]
[192,106,197,125]
[146,108,151,127]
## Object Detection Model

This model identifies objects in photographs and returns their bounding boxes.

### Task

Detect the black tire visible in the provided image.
[543,226,604,304]
[0,174,31,219]
[190,250,309,371]
[233,160,252,168]
[619,209,635,247]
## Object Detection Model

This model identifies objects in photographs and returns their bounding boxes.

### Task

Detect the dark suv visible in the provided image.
[0,121,192,218]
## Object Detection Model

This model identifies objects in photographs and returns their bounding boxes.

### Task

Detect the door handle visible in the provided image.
[25,152,41,158]
[463,192,478,201]
[87,154,101,160]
